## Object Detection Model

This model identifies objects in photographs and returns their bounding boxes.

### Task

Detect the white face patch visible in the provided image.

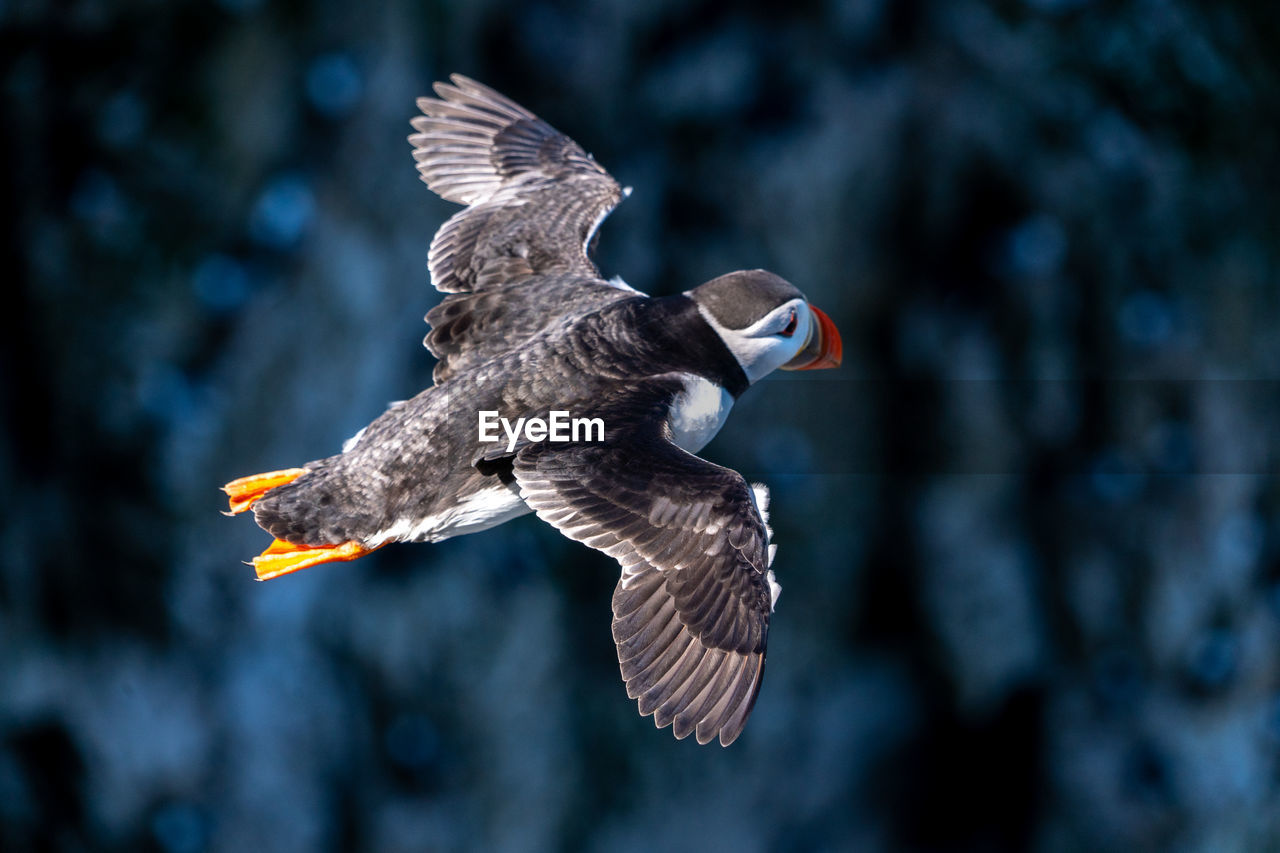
[693,298,812,384]
[667,374,734,454]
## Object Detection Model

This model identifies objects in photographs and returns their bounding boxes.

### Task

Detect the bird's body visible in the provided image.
[225,75,841,746]
[254,290,750,547]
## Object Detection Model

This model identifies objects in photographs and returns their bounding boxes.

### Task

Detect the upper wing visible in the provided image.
[509,389,779,746]
[411,75,639,384]
[411,74,627,294]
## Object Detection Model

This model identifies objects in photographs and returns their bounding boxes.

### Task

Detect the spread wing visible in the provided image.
[423,274,637,383]
[410,74,638,383]
[509,388,779,746]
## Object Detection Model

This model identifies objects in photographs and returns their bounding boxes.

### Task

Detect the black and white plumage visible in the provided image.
[224,75,842,746]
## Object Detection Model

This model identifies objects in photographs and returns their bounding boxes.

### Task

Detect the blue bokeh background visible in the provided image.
[4,0,1280,850]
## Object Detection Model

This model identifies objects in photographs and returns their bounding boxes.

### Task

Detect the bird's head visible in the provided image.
[688,270,843,384]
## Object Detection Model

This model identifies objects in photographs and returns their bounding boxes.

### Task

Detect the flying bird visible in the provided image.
[224,75,842,746]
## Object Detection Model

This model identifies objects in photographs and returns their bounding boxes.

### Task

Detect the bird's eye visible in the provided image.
[778,309,798,338]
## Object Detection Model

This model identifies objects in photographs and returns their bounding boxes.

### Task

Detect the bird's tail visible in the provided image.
[222,468,382,580]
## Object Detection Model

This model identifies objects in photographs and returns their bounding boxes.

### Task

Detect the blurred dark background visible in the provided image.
[4,0,1280,850]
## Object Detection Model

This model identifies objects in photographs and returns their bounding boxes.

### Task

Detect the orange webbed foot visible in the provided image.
[222,468,309,515]
[252,538,383,581]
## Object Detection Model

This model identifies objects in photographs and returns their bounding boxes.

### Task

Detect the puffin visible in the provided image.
[224,75,842,746]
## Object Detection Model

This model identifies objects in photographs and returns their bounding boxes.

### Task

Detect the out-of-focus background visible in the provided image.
[4,0,1280,850]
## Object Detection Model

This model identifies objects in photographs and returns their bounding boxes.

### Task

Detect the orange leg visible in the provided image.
[252,538,384,581]
[223,468,309,515]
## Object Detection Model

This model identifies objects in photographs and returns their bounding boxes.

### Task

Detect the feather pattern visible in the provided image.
[509,388,775,746]
[236,77,807,749]
[411,74,625,294]
[409,75,636,383]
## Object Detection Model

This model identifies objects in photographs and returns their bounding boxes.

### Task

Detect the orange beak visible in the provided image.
[780,305,843,370]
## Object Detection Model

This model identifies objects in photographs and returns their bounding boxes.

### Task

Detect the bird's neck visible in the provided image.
[625,295,750,397]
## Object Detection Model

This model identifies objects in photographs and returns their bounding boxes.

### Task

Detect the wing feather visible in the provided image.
[510,391,777,746]
[673,651,737,740]
[410,74,624,292]
[410,77,642,384]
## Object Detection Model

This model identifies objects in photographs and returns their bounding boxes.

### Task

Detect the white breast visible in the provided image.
[667,374,734,454]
